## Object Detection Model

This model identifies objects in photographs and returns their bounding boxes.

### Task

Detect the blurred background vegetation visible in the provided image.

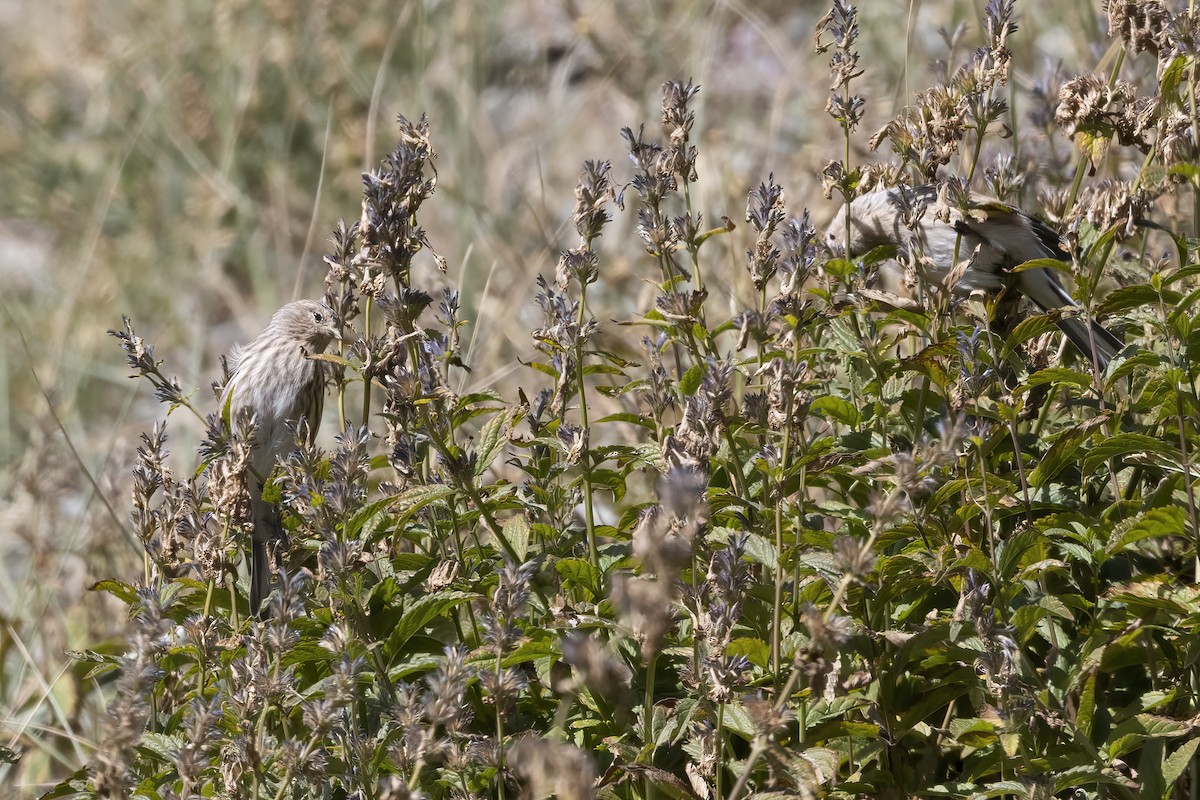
[0,0,1149,793]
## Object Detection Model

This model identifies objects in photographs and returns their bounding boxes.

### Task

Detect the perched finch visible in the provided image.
[825,185,1123,370]
[221,300,340,615]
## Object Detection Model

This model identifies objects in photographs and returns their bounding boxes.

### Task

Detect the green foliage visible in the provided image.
[18,0,1200,799]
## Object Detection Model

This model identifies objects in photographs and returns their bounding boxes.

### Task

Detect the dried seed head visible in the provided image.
[1105,0,1171,55]
[1072,179,1157,240]
[800,603,854,654]
[573,160,614,244]
[1055,74,1148,150]
[744,693,796,739]
[510,737,596,800]
[561,632,633,704]
[833,535,876,578]
[746,176,787,291]
[661,79,700,184]
[610,571,676,661]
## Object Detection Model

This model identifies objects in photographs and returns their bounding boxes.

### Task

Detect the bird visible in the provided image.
[220,299,340,615]
[824,184,1123,370]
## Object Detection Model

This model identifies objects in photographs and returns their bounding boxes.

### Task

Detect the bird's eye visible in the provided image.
[313,311,324,323]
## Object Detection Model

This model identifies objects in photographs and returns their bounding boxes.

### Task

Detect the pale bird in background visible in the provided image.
[221,300,340,615]
[825,185,1124,370]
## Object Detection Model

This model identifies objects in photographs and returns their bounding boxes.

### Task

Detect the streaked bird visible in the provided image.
[825,185,1123,370]
[221,300,340,615]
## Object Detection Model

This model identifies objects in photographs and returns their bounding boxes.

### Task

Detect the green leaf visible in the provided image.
[1163,262,1200,287]
[806,720,881,741]
[810,395,860,427]
[1021,367,1092,392]
[383,591,476,662]
[1107,507,1187,554]
[1105,714,1193,760]
[40,768,90,799]
[728,637,771,670]
[720,701,756,739]
[138,732,184,760]
[1028,426,1089,487]
[1159,54,1189,103]
[524,360,560,378]
[741,532,778,570]
[1082,433,1180,477]
[1004,314,1061,356]
[1101,284,1178,316]
[342,495,398,540]
[1078,672,1096,739]
[822,257,858,278]
[949,717,999,748]
[393,484,456,519]
[475,408,516,477]
[925,781,1027,798]
[91,579,139,604]
[581,362,628,377]
[594,411,657,429]
[589,468,629,502]
[795,747,839,784]
[503,514,531,560]
[1161,737,1200,800]
[679,363,704,396]
[556,558,602,599]
[1011,257,1071,274]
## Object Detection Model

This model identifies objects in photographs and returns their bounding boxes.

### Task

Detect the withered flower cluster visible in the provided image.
[872,0,1016,179]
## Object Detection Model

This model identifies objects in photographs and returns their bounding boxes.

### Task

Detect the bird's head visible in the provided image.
[271,300,342,353]
[824,188,909,258]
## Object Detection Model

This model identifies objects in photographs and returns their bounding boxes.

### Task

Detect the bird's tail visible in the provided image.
[1057,316,1124,373]
[250,538,271,616]
[249,494,284,617]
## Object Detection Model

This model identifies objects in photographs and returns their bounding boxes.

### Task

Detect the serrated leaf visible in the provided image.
[383,591,476,662]
[1101,284,1177,316]
[1105,714,1193,760]
[1004,314,1061,356]
[503,515,530,560]
[1083,433,1180,477]
[556,557,602,599]
[1107,507,1187,554]
[1022,366,1092,391]
[949,718,999,747]
[138,732,184,760]
[796,747,839,783]
[728,637,771,669]
[1161,737,1200,799]
[475,408,516,477]
[810,395,860,427]
[1028,427,1088,487]
[720,700,756,739]
[679,364,704,396]
[1160,54,1188,103]
[393,484,456,518]
[741,532,778,570]
[342,495,398,540]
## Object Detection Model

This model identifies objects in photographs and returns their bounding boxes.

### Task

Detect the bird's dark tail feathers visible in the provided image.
[249,494,284,618]
[1056,316,1124,372]
[250,538,271,617]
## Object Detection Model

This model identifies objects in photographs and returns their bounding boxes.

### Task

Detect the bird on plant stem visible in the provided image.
[824,184,1124,371]
[221,299,341,616]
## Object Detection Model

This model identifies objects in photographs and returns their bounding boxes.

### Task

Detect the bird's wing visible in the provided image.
[225,343,245,376]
